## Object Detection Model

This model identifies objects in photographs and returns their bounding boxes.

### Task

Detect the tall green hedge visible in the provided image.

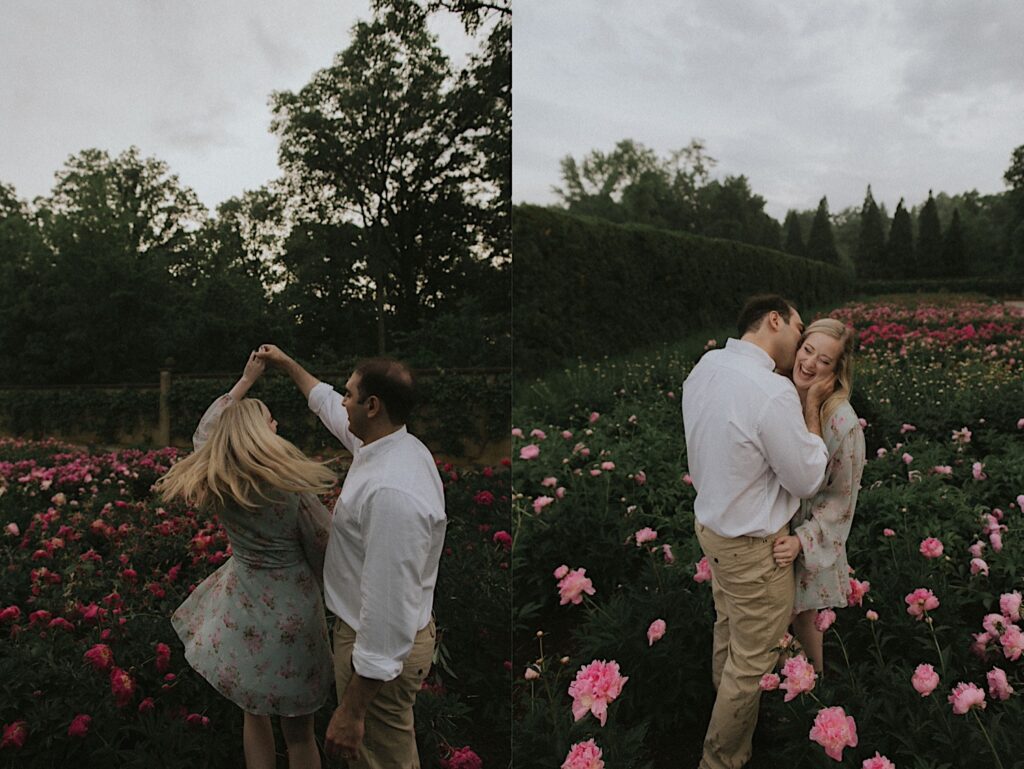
[513,205,855,375]
[857,277,1024,297]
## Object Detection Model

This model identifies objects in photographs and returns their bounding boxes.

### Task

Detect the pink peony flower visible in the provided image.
[541,476,558,488]
[900,423,916,434]
[866,610,879,621]
[511,427,523,438]
[634,527,657,546]
[588,412,600,423]
[519,444,540,461]
[987,667,1013,701]
[83,644,114,672]
[553,564,569,580]
[561,430,573,440]
[155,642,171,673]
[905,588,939,619]
[883,528,895,537]
[524,667,540,681]
[533,496,554,514]
[555,486,566,499]
[473,490,495,506]
[568,660,628,726]
[948,682,986,714]
[932,465,953,475]
[862,753,896,769]
[972,631,993,659]
[67,714,91,738]
[109,667,136,707]
[972,462,987,480]
[902,453,913,465]
[693,556,711,583]
[138,697,155,713]
[814,609,837,632]
[848,578,870,607]
[919,537,944,558]
[4,523,19,537]
[600,461,615,471]
[952,426,972,444]
[442,747,483,769]
[185,713,210,728]
[989,530,1003,552]
[911,663,939,696]
[561,739,604,769]
[780,655,817,702]
[0,606,21,623]
[1000,591,1022,621]
[1000,625,1024,661]
[1,721,28,750]
[646,619,666,646]
[970,558,989,576]
[634,470,647,485]
[557,568,596,606]
[530,428,547,440]
[969,540,986,559]
[759,673,780,691]
[808,706,858,762]
[662,544,675,564]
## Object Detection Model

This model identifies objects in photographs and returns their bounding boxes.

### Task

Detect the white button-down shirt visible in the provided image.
[308,382,447,682]
[682,339,828,538]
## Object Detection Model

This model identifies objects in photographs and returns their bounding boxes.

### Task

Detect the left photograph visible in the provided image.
[0,2,510,767]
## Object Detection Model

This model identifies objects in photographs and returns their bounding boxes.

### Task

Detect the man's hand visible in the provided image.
[254,344,290,369]
[807,373,837,406]
[241,351,265,383]
[324,704,365,763]
[772,534,802,567]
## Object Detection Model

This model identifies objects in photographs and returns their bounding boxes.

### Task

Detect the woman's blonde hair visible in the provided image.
[154,398,336,511]
[800,318,856,425]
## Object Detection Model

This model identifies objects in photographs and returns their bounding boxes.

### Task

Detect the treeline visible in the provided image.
[555,140,1024,279]
[0,0,510,386]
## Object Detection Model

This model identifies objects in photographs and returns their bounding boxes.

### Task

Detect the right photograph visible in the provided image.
[511,4,1024,769]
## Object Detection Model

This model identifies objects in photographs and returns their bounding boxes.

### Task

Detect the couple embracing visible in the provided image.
[155,346,446,769]
[682,295,867,769]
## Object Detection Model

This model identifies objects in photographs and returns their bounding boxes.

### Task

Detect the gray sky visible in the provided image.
[0,1,479,212]
[513,1,1024,219]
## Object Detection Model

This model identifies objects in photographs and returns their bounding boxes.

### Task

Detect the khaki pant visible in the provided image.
[695,522,793,769]
[333,617,436,769]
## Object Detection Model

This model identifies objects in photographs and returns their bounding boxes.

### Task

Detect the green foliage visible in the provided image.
[917,191,943,275]
[857,277,1024,297]
[855,186,887,279]
[941,208,966,278]
[783,209,807,257]
[807,196,840,265]
[513,205,854,376]
[888,199,915,278]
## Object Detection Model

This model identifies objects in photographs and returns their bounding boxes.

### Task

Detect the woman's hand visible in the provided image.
[807,373,836,405]
[772,534,802,567]
[242,350,265,383]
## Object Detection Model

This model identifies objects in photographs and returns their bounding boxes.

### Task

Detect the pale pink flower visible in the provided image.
[919,537,943,558]
[900,423,916,434]
[1018,418,1024,430]
[67,714,91,738]
[600,461,615,471]
[553,564,569,580]
[4,523,19,537]
[780,655,817,702]
[588,412,600,424]
[662,544,675,564]
[589,469,601,477]
[647,619,666,646]
[876,448,887,458]
[948,682,986,714]
[1018,494,1024,510]
[971,631,993,659]
[511,427,523,438]
[558,568,596,606]
[815,609,837,632]
[952,426,972,444]
[682,473,693,486]
[983,613,1008,637]
[932,465,953,475]
[533,496,554,514]
[519,444,540,461]
[911,663,939,696]
[905,588,939,619]
[1000,625,1024,661]
[858,417,868,428]
[530,428,547,440]
[759,673,781,691]
[969,540,986,559]
[634,470,646,485]
[861,753,896,769]
[568,660,628,726]
[902,453,913,465]
[561,430,573,440]
[883,528,895,537]
[634,527,657,546]
[987,668,1013,701]
[555,487,566,499]
[524,667,540,681]
[809,706,858,762]
[561,739,604,769]
[989,530,1003,552]
[970,558,989,576]
[866,610,879,621]
[999,591,1022,621]
[693,556,711,583]
[541,476,558,488]
[972,462,986,481]
[848,578,870,607]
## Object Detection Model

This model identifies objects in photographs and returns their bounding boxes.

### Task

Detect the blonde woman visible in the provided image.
[155,353,337,769]
[772,318,866,674]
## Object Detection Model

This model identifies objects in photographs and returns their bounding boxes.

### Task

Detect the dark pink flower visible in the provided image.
[155,642,171,674]
[1,721,28,750]
[84,644,114,672]
[67,714,91,738]
[109,667,136,707]
[441,746,483,769]
[492,531,512,551]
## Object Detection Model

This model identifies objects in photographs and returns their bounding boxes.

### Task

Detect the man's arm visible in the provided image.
[760,388,830,499]
[255,344,320,399]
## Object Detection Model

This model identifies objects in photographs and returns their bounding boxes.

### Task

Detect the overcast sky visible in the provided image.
[513,1,1024,220]
[0,1,478,212]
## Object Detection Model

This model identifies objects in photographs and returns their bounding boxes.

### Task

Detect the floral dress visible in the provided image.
[170,395,334,716]
[792,399,866,613]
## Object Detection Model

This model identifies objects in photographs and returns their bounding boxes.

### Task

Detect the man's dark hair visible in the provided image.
[353,357,417,424]
[737,294,797,337]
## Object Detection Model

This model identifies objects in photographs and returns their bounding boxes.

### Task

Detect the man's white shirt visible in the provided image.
[308,382,447,682]
[682,338,828,538]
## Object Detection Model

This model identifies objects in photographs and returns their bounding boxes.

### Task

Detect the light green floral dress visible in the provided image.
[792,400,866,613]
[170,395,334,716]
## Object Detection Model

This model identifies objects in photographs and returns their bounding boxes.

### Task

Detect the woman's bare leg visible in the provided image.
[243,711,276,769]
[792,609,824,673]
[281,714,321,769]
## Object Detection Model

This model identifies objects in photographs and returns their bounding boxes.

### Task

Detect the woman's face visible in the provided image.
[260,405,278,434]
[792,331,843,390]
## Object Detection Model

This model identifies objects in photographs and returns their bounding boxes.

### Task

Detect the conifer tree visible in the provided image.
[783,210,806,257]
[807,196,839,265]
[941,207,965,277]
[888,198,914,279]
[916,190,942,277]
[855,186,886,278]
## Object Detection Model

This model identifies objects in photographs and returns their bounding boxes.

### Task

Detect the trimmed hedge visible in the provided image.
[513,205,855,375]
[858,276,1024,297]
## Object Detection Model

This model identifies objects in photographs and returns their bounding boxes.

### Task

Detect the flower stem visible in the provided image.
[973,709,1005,769]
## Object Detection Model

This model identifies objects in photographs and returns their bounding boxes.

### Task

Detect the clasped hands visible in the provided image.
[772,534,802,567]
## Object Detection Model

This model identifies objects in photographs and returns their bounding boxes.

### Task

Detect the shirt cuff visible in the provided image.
[351,646,402,683]
[307,381,333,412]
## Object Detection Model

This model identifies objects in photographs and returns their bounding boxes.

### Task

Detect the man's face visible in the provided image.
[776,308,804,374]
[342,372,369,440]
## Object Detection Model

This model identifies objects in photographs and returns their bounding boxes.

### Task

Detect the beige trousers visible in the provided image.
[695,521,793,769]
[333,617,436,769]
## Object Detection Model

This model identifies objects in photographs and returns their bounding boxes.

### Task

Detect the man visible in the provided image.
[681,295,833,769]
[255,345,446,769]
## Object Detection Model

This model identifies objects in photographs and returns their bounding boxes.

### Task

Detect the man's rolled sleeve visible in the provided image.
[351,487,431,681]
[759,389,829,498]
[307,382,360,453]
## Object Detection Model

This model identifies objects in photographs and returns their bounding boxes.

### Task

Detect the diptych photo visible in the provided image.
[3,2,1024,769]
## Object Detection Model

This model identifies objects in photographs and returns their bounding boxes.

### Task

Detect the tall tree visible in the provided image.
[271,3,481,350]
[916,190,942,277]
[940,208,966,278]
[783,210,806,257]
[806,196,840,266]
[888,198,915,279]
[855,186,886,279]
[697,175,780,249]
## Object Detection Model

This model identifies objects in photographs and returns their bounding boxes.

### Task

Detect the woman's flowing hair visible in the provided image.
[801,318,857,426]
[154,398,336,511]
